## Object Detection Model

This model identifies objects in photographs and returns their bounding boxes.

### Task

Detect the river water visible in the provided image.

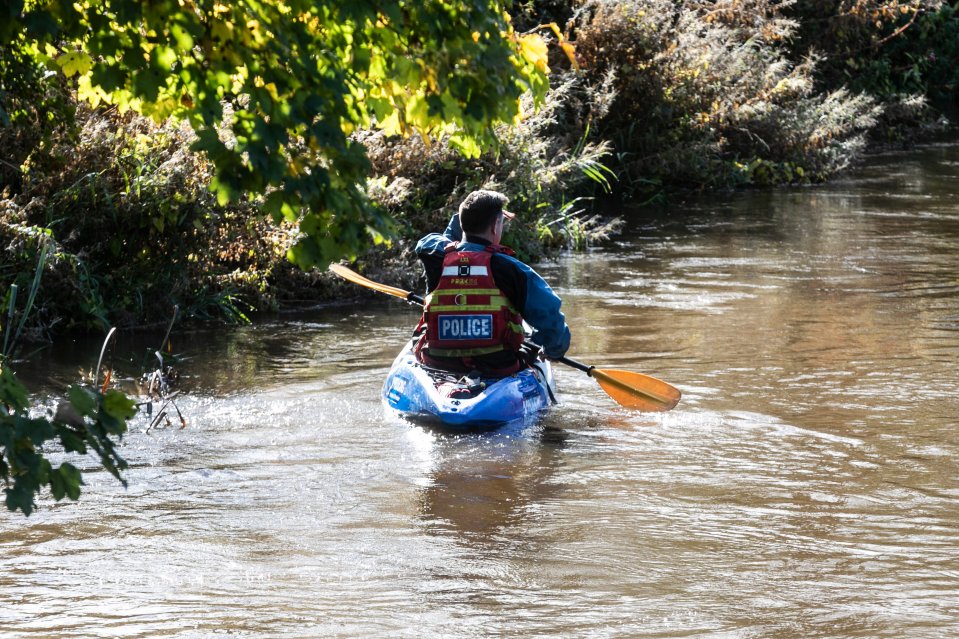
[2,144,958,638]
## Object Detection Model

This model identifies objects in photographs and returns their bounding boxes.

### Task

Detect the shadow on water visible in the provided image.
[15,301,423,397]
[414,422,570,542]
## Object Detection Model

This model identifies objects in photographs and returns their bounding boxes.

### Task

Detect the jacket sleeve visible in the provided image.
[509,259,571,359]
[442,213,463,241]
[415,214,461,256]
[415,214,461,292]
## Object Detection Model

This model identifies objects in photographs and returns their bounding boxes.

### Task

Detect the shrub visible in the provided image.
[787,1,955,99]
[786,1,958,141]
[1,105,326,332]
[575,0,882,190]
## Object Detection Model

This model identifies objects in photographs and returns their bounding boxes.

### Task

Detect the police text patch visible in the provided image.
[437,314,494,340]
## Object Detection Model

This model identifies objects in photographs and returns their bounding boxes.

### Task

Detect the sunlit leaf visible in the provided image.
[518,33,550,74]
[56,50,93,77]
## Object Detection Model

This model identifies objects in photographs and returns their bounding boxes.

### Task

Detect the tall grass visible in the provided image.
[1,236,49,357]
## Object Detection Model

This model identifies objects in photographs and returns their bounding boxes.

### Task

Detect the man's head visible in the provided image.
[458,190,515,235]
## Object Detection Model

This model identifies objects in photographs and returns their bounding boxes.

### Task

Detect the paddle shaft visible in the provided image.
[557,356,592,375]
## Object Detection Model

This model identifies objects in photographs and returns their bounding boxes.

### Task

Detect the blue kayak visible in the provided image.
[382,340,555,429]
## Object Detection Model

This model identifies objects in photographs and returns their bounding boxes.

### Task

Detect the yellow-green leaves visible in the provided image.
[518,34,549,74]
[56,50,93,77]
[11,0,553,269]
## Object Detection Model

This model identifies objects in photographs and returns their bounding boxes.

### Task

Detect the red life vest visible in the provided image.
[417,245,525,361]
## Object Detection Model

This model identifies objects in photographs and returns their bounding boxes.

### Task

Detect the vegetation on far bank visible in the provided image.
[3,1,957,340]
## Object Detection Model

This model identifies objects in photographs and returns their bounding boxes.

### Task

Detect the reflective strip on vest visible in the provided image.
[426,287,516,313]
[430,306,511,313]
[430,288,506,299]
[428,298,514,312]
[441,265,489,277]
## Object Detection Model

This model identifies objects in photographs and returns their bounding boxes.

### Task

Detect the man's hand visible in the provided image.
[518,342,544,367]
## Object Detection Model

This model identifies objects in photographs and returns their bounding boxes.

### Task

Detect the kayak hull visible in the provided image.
[382,341,554,429]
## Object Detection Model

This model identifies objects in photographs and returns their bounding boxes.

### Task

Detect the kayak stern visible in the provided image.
[383,343,553,429]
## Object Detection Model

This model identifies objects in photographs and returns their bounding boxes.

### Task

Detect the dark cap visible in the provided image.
[458,190,515,234]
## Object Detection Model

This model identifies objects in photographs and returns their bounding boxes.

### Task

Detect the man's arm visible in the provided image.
[414,214,461,292]
[494,256,571,359]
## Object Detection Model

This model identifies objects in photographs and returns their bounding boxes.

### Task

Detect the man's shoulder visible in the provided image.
[491,250,534,274]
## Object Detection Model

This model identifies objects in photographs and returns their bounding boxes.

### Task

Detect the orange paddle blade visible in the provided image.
[591,368,681,412]
[329,263,413,301]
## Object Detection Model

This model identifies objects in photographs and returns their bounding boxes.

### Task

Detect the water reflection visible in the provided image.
[417,426,568,540]
[15,302,420,396]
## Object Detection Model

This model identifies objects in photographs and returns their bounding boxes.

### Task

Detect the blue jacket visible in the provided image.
[415,215,571,359]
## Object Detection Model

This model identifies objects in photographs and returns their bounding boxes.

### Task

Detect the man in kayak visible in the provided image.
[414,189,571,375]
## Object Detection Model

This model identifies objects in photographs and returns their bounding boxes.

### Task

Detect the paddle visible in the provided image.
[329,263,425,305]
[554,356,680,412]
[328,263,681,412]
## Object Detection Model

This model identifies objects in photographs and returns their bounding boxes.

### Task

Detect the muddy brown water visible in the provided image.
[2,144,958,638]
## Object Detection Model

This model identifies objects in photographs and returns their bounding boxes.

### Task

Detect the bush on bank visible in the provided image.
[788,0,959,103]
[1,106,329,336]
[1,69,613,334]
[2,0,958,336]
[574,0,956,195]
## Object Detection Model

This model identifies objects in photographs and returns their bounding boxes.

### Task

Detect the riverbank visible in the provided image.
[2,1,957,340]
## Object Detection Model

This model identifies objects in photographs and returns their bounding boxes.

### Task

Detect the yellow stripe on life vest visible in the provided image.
[432,288,502,296]
[429,302,510,312]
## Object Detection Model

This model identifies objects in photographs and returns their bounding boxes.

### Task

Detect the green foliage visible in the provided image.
[3,0,551,270]
[788,1,958,101]
[0,365,132,516]
[575,0,882,191]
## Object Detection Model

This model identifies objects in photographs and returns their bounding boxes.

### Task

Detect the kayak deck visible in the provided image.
[382,342,554,430]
